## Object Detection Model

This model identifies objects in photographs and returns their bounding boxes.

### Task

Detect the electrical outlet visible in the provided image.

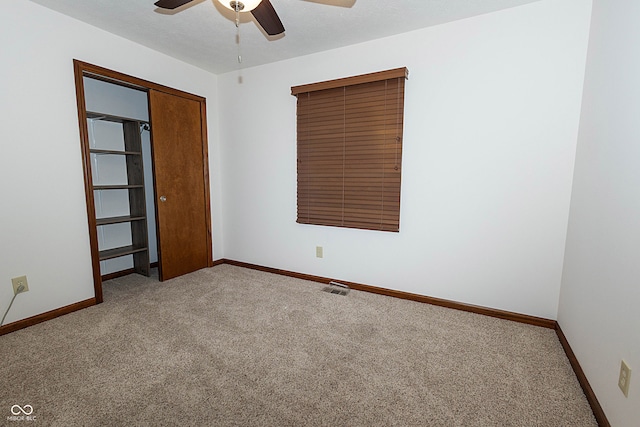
[618,360,632,397]
[11,276,29,295]
[316,246,323,258]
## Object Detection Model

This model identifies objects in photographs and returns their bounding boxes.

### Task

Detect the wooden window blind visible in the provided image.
[291,67,408,232]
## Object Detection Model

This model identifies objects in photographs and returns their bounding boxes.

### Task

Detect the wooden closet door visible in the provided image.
[149,90,212,280]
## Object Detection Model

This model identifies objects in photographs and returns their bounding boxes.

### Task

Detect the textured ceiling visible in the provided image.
[29,0,543,74]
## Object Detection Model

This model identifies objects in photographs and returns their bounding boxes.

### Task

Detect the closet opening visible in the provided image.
[84,76,159,281]
[74,60,213,303]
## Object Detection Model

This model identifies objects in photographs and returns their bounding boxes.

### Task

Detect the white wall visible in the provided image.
[0,1,221,324]
[558,0,640,425]
[218,0,592,319]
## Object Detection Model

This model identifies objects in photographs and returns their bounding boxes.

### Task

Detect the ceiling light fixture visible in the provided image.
[218,1,263,65]
[218,0,262,12]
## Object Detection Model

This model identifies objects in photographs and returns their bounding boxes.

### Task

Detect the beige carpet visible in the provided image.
[1,265,596,426]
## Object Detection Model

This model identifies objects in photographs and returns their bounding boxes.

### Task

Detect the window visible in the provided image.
[291,67,408,232]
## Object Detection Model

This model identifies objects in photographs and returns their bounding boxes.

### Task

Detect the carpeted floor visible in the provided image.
[1,265,596,426]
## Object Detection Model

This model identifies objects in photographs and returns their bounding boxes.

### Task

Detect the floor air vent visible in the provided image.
[322,281,350,296]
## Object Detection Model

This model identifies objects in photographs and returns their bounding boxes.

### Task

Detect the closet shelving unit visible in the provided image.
[87,111,151,277]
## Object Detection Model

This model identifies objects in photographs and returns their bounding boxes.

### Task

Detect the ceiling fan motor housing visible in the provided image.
[229,1,245,11]
[224,1,262,12]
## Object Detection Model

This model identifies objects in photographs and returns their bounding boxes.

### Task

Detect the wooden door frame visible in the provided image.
[73,59,214,303]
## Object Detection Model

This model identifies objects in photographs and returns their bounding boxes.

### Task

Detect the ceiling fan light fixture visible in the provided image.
[219,0,262,12]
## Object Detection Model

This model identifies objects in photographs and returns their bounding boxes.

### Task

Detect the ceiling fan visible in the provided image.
[154,0,285,36]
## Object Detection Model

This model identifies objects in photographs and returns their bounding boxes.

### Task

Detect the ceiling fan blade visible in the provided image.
[302,0,356,7]
[251,0,285,36]
[154,0,194,9]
